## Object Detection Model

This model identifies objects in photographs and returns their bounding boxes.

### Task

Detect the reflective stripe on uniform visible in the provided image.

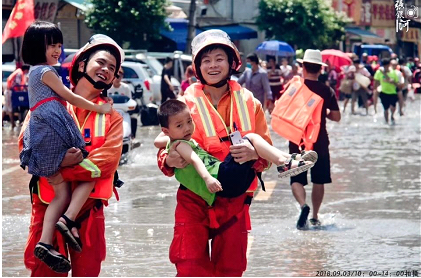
[233,90,252,132]
[79,159,101,178]
[195,97,216,137]
[95,113,105,137]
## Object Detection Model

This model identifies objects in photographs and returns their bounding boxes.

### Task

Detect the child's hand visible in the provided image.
[205,177,223,193]
[97,103,112,114]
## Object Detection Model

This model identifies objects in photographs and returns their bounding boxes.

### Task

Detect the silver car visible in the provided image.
[124,53,180,105]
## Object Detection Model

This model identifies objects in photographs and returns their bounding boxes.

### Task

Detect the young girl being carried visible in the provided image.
[20,21,114,273]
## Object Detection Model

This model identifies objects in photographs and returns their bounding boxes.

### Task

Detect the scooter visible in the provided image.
[109,94,141,165]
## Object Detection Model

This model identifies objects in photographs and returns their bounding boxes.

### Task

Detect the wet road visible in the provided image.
[2,97,420,277]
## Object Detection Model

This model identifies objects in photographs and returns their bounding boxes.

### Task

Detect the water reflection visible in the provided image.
[2,98,420,276]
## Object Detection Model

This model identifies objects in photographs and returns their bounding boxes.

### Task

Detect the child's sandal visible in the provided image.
[291,150,318,164]
[277,158,314,178]
[34,242,71,273]
[55,214,82,252]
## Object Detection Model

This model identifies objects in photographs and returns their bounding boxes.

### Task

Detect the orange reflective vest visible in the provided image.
[37,99,114,204]
[7,68,27,90]
[271,76,324,150]
[183,80,260,191]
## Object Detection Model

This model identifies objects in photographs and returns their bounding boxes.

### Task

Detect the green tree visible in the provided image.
[85,0,169,49]
[256,0,349,50]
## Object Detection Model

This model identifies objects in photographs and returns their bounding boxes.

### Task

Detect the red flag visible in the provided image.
[2,0,35,44]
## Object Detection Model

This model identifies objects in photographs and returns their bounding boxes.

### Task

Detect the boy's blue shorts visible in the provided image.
[216,153,256,198]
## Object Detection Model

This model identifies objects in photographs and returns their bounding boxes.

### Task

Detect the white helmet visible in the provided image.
[69,34,124,87]
[191,29,241,86]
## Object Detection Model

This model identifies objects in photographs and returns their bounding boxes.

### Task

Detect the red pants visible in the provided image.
[169,188,250,277]
[24,194,106,277]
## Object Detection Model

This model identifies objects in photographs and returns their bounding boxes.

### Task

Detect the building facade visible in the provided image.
[2,0,93,63]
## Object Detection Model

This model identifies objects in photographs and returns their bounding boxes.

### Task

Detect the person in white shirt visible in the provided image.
[398,58,413,110]
[108,68,132,99]
[351,59,371,115]
[108,68,138,137]
[280,58,292,85]
[390,59,405,116]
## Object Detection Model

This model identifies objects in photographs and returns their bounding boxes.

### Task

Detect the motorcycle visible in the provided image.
[109,94,141,165]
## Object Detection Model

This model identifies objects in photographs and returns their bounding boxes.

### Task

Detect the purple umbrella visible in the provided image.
[255,40,295,57]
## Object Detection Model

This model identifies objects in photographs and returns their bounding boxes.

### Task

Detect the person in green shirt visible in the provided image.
[373,58,399,124]
[154,99,316,206]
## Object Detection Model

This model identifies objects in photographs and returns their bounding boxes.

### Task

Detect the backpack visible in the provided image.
[271,76,324,150]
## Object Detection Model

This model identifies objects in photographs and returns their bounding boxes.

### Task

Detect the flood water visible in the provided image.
[2,97,420,277]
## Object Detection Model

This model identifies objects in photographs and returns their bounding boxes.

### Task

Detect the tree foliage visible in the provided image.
[256,0,349,50]
[85,0,169,49]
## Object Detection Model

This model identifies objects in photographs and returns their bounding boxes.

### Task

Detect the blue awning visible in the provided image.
[345,27,382,38]
[160,18,200,51]
[345,27,384,44]
[200,24,257,40]
[160,20,258,50]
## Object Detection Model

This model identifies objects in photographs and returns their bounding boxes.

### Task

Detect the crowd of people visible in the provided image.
[2,19,420,277]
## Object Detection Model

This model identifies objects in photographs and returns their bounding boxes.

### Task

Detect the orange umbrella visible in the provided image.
[321,49,352,69]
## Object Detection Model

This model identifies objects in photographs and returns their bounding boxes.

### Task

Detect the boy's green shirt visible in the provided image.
[167,139,221,206]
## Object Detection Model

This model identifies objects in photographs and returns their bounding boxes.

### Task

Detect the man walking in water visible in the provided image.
[291,49,341,229]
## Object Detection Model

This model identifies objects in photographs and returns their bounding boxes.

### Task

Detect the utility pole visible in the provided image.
[185,0,197,54]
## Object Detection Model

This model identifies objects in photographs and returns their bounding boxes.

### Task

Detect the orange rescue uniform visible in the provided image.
[158,81,272,276]
[20,96,123,277]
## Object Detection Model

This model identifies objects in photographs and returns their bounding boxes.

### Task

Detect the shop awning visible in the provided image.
[345,27,384,44]
[200,24,258,40]
[62,0,87,11]
[160,18,200,51]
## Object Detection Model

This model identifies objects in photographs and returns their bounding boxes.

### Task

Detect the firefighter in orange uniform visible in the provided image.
[20,34,123,276]
[157,30,272,276]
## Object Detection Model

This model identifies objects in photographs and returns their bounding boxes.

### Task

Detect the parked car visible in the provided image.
[121,61,154,105]
[147,51,193,83]
[123,54,180,105]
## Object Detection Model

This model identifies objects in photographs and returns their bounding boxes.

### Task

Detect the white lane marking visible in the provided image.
[2,165,22,176]
[247,235,254,259]
[254,180,277,201]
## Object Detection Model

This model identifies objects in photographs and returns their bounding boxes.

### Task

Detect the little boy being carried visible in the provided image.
[154,99,317,205]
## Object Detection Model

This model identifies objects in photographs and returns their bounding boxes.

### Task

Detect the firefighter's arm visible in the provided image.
[252,99,272,172]
[60,111,123,181]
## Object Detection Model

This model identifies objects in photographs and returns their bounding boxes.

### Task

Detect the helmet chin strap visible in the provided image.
[79,72,113,91]
[205,70,232,88]
[207,78,229,88]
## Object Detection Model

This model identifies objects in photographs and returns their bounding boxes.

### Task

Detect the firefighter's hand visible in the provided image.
[60,147,83,167]
[47,172,64,185]
[166,141,188,169]
[229,140,259,163]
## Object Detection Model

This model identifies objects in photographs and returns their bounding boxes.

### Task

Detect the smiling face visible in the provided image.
[199,48,230,85]
[162,108,195,141]
[45,43,62,66]
[79,50,117,85]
